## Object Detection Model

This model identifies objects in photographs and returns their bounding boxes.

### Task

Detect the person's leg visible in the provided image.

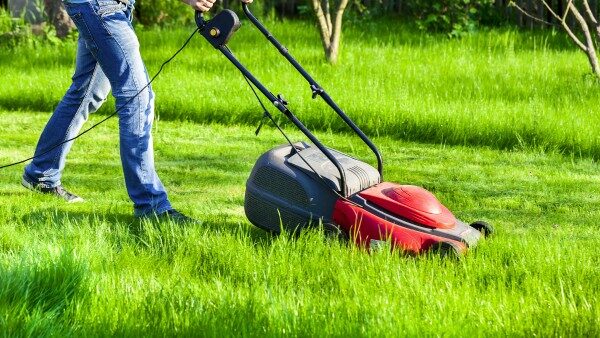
[63,0,171,216]
[24,35,111,190]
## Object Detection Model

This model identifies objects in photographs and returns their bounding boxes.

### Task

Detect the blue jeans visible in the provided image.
[24,0,172,216]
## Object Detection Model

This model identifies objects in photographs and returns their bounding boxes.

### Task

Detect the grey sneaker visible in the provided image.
[142,209,201,225]
[21,176,84,203]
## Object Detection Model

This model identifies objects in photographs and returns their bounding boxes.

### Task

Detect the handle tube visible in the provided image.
[195,7,349,196]
[195,10,205,29]
[241,3,384,179]
[216,45,349,196]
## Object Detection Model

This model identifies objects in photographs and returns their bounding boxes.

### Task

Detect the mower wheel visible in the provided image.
[470,221,494,237]
[433,241,463,260]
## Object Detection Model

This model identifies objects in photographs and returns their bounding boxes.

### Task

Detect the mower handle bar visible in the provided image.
[195,10,205,27]
[241,2,384,179]
[194,8,351,196]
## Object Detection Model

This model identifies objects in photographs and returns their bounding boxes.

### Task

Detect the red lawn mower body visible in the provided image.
[333,183,478,255]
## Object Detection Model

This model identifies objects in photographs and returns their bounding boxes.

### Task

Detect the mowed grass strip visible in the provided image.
[0,111,598,336]
[1,21,599,158]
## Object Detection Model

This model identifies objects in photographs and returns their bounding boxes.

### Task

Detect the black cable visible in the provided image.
[239,72,294,144]
[224,46,325,180]
[0,27,199,170]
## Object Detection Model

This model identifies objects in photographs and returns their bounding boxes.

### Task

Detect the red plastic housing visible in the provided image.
[332,183,465,255]
[359,183,456,229]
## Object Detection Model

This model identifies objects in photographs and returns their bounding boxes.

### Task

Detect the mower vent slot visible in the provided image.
[245,191,307,232]
[252,166,310,208]
[347,166,371,191]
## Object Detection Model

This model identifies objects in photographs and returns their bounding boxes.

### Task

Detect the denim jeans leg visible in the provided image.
[25,36,111,188]
[62,0,171,215]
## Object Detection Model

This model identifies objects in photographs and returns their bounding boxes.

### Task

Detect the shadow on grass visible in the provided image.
[21,209,135,227]
[0,246,86,336]
[4,94,600,161]
[20,208,276,248]
[0,191,31,197]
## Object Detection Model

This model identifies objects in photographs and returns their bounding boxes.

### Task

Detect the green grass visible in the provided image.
[0,111,599,335]
[1,19,600,335]
[1,21,600,158]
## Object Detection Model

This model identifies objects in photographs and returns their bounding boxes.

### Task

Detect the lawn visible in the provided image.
[0,18,599,336]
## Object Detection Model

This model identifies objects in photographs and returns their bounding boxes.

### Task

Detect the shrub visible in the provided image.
[0,8,33,47]
[134,0,195,27]
[406,0,496,37]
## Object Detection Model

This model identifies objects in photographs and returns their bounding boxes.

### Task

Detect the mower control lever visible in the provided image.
[195,10,205,29]
[310,84,324,99]
[277,94,288,106]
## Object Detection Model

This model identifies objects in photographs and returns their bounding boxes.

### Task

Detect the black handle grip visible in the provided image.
[242,2,254,21]
[195,10,206,30]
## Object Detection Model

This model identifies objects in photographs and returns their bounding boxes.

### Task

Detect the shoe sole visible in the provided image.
[135,212,202,225]
[21,177,84,203]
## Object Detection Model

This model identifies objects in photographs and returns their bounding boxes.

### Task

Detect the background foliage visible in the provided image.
[135,0,193,26]
[0,7,32,47]
[129,0,505,33]
[2,1,596,38]
[404,0,497,36]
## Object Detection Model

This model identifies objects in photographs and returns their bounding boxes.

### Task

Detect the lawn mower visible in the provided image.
[195,4,493,257]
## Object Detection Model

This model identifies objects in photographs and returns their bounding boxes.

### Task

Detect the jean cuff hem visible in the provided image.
[134,203,172,217]
[22,170,61,189]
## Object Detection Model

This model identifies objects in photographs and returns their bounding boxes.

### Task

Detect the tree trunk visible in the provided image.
[326,43,339,63]
[311,0,349,64]
[569,2,600,77]
[44,0,74,38]
[511,0,600,79]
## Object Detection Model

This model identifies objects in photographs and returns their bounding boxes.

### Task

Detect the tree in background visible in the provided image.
[511,0,600,79]
[43,0,73,38]
[311,0,349,64]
